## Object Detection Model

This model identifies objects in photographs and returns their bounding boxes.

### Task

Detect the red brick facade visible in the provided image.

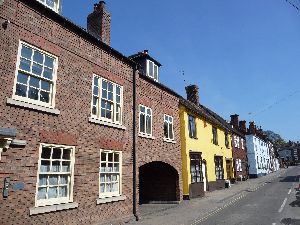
[0,1,135,224]
[136,76,183,204]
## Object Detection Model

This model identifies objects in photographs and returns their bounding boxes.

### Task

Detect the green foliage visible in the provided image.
[265,130,286,147]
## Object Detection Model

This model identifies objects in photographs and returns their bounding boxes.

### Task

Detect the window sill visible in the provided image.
[96,195,126,205]
[29,202,78,216]
[7,98,60,115]
[189,137,198,140]
[88,117,126,130]
[138,133,155,140]
[163,138,176,144]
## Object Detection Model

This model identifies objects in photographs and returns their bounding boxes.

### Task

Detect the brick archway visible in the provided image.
[139,161,179,204]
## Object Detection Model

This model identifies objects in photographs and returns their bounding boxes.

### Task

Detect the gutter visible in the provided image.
[132,64,139,221]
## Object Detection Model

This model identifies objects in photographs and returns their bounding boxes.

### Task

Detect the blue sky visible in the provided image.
[62,0,300,141]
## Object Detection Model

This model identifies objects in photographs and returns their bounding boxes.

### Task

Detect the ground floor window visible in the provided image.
[99,150,122,198]
[215,156,223,180]
[236,159,242,172]
[190,153,202,183]
[36,144,75,207]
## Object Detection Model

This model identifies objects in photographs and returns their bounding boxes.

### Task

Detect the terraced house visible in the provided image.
[129,51,183,205]
[0,1,137,224]
[180,85,234,199]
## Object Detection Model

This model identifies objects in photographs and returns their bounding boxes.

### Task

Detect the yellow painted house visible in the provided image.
[180,85,234,199]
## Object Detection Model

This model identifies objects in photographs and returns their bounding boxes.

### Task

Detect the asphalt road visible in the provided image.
[199,166,300,225]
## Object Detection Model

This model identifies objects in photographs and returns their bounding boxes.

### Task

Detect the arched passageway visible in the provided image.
[139,161,179,204]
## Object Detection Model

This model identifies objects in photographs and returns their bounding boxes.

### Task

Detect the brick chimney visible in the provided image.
[230,114,239,129]
[239,120,247,133]
[249,121,256,135]
[87,1,111,45]
[185,85,199,105]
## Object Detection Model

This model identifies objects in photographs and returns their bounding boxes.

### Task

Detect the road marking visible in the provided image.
[278,198,287,213]
[272,223,276,225]
[288,189,292,195]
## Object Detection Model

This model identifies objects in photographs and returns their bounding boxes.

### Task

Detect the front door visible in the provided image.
[226,160,232,180]
[202,162,207,192]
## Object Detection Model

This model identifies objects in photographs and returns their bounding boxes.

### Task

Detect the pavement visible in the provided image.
[127,166,299,225]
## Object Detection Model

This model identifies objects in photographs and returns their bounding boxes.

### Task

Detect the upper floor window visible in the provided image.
[225,133,229,148]
[234,136,240,148]
[188,115,197,138]
[36,144,75,207]
[164,115,174,140]
[13,42,57,108]
[99,150,122,198]
[139,105,152,136]
[147,60,158,81]
[212,127,218,145]
[241,139,245,150]
[92,76,123,125]
[37,0,60,13]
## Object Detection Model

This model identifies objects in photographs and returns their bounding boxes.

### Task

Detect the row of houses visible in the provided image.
[0,1,280,224]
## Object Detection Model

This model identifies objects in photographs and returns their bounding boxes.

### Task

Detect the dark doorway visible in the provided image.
[139,161,179,204]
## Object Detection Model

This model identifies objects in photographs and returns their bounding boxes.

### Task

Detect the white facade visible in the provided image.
[246,135,271,177]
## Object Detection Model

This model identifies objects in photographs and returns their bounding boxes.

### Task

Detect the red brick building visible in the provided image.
[0,0,137,224]
[129,51,183,205]
[230,115,249,181]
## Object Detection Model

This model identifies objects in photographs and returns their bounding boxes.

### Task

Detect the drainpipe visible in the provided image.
[132,64,139,221]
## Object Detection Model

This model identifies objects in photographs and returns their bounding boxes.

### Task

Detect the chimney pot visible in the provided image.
[185,85,200,105]
[230,114,239,129]
[239,120,247,133]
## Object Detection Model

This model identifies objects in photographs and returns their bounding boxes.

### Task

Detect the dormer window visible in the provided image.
[37,0,60,13]
[147,60,159,81]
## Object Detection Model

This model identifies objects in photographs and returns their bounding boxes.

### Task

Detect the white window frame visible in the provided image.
[91,75,123,125]
[146,60,159,81]
[12,41,58,108]
[139,105,153,136]
[99,150,122,199]
[35,144,75,207]
[234,136,240,148]
[164,114,174,141]
[37,0,60,13]
[241,139,244,150]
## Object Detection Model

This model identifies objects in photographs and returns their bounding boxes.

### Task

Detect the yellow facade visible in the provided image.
[180,105,234,196]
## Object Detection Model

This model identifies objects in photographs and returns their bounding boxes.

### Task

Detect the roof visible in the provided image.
[129,52,162,67]
[180,98,230,132]
[21,0,136,67]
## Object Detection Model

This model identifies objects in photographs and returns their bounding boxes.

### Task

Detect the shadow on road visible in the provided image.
[280,176,300,183]
[289,190,300,207]
[280,218,300,225]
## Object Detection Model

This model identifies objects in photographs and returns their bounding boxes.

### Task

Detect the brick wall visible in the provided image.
[136,76,183,206]
[0,1,134,224]
[232,135,248,180]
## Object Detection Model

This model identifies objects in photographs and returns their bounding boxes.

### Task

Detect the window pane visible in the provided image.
[102,89,107,99]
[44,56,54,68]
[48,187,57,199]
[114,163,119,172]
[17,72,28,84]
[101,108,106,118]
[32,63,43,76]
[39,175,47,186]
[100,183,105,193]
[51,161,61,172]
[59,186,68,197]
[154,65,158,80]
[62,161,70,172]
[169,124,174,139]
[52,148,61,159]
[116,86,120,95]
[108,92,113,101]
[101,153,107,161]
[37,188,47,200]
[43,67,53,80]
[112,182,118,192]
[92,106,97,115]
[33,51,44,64]
[41,80,50,91]
[21,46,32,59]
[62,149,71,160]
[146,116,151,134]
[40,160,50,172]
[60,175,68,185]
[149,61,153,76]
[40,91,50,103]
[140,106,145,113]
[102,80,107,90]
[93,86,99,96]
[29,76,40,88]
[41,147,51,159]
[164,122,168,138]
[106,110,112,119]
[100,163,106,172]
[28,87,39,100]
[108,82,113,92]
[114,154,119,162]
[140,114,145,133]
[108,163,113,172]
[15,83,27,97]
[49,175,58,185]
[147,109,151,115]
[19,58,31,72]
[108,153,113,162]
